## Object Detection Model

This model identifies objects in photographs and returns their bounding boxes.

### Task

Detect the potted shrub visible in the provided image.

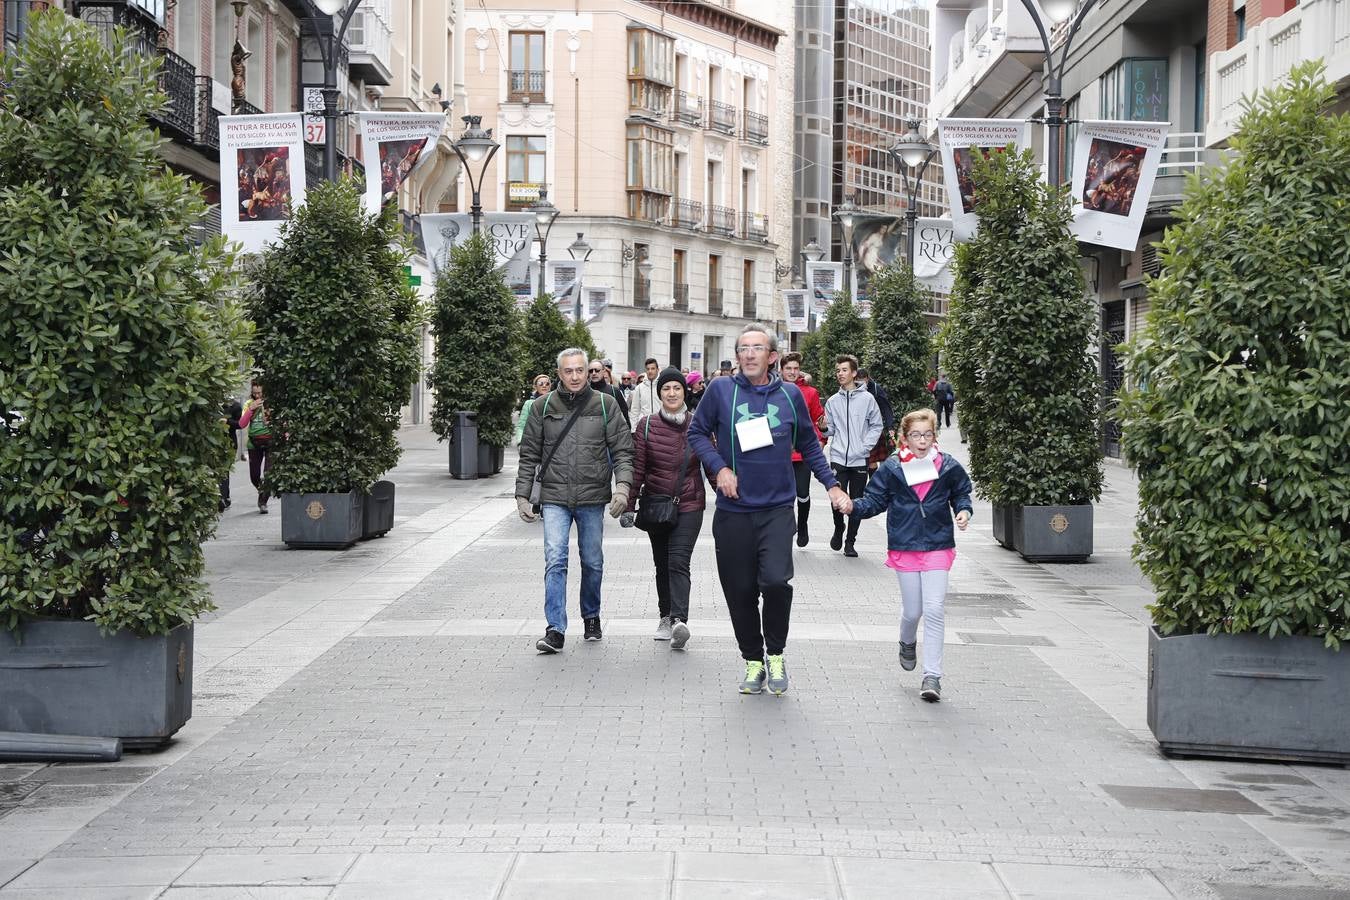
[813,291,870,382]
[518,293,572,393]
[250,180,423,548]
[944,149,1103,561]
[0,13,248,745]
[429,232,519,477]
[1117,64,1349,764]
[867,262,936,423]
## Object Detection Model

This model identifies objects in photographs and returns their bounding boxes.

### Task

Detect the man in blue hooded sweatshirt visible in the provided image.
[689,323,852,696]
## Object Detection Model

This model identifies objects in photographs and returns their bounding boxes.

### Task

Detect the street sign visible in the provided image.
[303,88,324,145]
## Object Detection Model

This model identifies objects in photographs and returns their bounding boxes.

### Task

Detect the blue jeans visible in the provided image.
[541,503,605,633]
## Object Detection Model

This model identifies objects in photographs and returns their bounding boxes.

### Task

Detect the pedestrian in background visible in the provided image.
[622,367,705,650]
[823,355,883,557]
[588,359,631,426]
[514,374,553,446]
[780,352,826,547]
[858,369,895,472]
[933,373,956,428]
[629,357,661,431]
[850,408,972,703]
[220,395,243,512]
[685,371,704,411]
[237,381,273,514]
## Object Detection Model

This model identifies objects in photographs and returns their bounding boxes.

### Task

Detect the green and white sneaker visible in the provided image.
[739,659,766,694]
[766,654,789,696]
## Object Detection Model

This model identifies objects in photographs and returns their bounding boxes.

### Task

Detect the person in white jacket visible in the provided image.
[628,357,661,431]
[823,354,883,557]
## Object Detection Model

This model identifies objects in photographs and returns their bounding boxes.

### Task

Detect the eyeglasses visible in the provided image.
[906,431,936,440]
[588,368,603,374]
[735,344,770,355]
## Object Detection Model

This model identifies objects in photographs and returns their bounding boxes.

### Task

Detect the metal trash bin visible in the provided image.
[450,410,478,480]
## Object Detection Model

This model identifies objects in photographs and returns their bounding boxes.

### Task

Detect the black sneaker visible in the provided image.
[843,542,858,558]
[829,528,843,551]
[583,617,603,641]
[536,628,564,654]
[796,522,809,548]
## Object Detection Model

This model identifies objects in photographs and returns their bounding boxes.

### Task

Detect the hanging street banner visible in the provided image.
[783,289,810,333]
[583,286,611,320]
[913,218,955,294]
[853,213,906,312]
[220,113,306,254]
[937,118,1031,241]
[1069,120,1170,251]
[805,261,843,317]
[420,213,535,301]
[546,260,585,319]
[358,112,444,215]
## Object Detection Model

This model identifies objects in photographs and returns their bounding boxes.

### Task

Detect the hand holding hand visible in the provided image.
[715,468,739,500]
[516,496,539,523]
[955,511,970,531]
[619,511,636,529]
[829,486,853,515]
[608,487,630,518]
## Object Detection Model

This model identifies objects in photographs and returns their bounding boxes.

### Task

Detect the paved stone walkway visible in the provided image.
[1,425,1348,899]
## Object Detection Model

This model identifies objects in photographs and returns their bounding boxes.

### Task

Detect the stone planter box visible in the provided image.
[281,490,365,549]
[0,620,192,750]
[1011,503,1093,562]
[1148,626,1350,765]
[361,480,395,540]
[991,504,1016,550]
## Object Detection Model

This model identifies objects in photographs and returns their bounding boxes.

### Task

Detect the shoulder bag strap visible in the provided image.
[539,393,587,480]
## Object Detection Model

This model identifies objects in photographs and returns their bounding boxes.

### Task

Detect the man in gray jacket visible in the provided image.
[823,354,883,557]
[517,348,635,653]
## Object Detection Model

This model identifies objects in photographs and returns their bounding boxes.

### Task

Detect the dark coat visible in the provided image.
[515,385,634,507]
[590,378,630,425]
[852,452,973,551]
[626,411,707,514]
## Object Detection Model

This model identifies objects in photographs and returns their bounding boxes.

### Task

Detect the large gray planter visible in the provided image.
[1148,626,1350,765]
[0,620,192,750]
[281,490,365,549]
[1011,504,1093,562]
[991,504,1016,550]
[361,480,395,540]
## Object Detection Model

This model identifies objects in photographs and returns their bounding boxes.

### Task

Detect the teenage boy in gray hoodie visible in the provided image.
[823,354,883,557]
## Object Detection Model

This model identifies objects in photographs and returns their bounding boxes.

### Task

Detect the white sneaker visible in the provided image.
[653,616,673,641]
[670,620,690,650]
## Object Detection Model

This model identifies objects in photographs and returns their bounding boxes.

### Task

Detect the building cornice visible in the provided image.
[637,1,784,51]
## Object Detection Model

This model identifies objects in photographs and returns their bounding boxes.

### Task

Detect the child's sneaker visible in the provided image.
[898,641,917,671]
[920,675,941,702]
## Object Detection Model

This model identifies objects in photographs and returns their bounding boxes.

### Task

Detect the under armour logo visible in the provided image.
[735,403,782,428]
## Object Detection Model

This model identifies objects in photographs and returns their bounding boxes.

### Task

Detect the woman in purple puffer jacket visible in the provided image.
[622,366,707,650]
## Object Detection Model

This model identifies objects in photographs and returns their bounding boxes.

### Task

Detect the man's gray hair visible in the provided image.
[739,322,778,352]
[556,347,588,369]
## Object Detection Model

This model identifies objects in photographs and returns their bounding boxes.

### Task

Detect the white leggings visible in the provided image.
[896,569,949,677]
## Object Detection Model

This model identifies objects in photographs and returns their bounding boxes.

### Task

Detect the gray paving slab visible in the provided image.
[509,850,672,881]
[3,855,196,888]
[500,882,669,900]
[992,862,1174,898]
[674,851,836,883]
[174,853,356,887]
[672,881,841,899]
[341,850,513,883]
[835,857,1008,896]
[159,889,333,900]
[0,889,162,900]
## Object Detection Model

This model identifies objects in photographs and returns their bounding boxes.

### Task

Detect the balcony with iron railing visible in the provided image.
[155,47,198,142]
[672,90,702,126]
[707,204,737,236]
[509,69,546,101]
[707,287,724,316]
[743,291,759,320]
[707,100,737,135]
[743,109,768,145]
[670,198,703,230]
[195,75,219,153]
[740,211,769,242]
[304,142,366,188]
[347,0,393,86]
[673,283,689,313]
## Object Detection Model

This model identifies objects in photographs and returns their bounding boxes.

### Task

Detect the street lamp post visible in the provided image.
[566,232,593,323]
[833,196,861,300]
[1018,0,1101,185]
[310,0,364,182]
[450,115,500,234]
[887,119,938,270]
[529,189,560,299]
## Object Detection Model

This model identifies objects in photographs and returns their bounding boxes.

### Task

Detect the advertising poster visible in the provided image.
[547,260,585,319]
[783,289,810,333]
[1069,120,1169,251]
[220,113,306,254]
[583,287,611,320]
[358,112,444,215]
[853,213,905,309]
[805,261,843,316]
[913,218,955,294]
[420,213,535,297]
[937,118,1030,241]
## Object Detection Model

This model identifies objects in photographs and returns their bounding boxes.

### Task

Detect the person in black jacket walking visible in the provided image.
[621,367,705,650]
[588,359,631,426]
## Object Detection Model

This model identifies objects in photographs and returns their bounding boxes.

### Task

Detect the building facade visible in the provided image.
[460,0,788,376]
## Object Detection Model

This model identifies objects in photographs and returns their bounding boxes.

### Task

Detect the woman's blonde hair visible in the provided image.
[900,408,938,438]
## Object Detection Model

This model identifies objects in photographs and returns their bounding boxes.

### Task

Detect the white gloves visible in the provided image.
[608,488,630,519]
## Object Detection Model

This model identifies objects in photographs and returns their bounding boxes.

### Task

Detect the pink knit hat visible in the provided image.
[685,371,703,386]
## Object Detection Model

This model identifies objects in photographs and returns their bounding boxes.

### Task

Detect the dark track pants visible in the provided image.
[712,506,796,660]
[831,464,870,544]
[648,508,703,623]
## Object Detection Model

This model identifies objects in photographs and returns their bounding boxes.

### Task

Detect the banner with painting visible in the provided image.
[913,218,955,294]
[805,261,843,317]
[783,289,810,333]
[937,118,1031,241]
[419,213,535,300]
[546,260,586,319]
[358,112,444,215]
[220,113,306,253]
[1068,120,1169,251]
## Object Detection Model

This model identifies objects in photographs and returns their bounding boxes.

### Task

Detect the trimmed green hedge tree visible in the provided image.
[867,262,934,422]
[944,149,1103,507]
[0,12,249,635]
[519,294,571,388]
[1117,63,1349,647]
[814,292,871,385]
[430,232,519,447]
[250,179,423,495]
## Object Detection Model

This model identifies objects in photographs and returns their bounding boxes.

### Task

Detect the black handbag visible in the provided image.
[635,425,690,534]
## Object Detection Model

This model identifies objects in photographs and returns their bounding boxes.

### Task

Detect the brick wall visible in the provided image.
[1207,0,1237,53]
[1247,0,1298,27]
